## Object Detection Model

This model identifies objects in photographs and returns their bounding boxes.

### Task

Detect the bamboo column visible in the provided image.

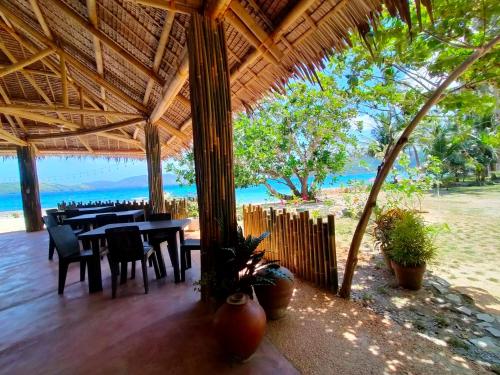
[187,13,237,302]
[17,144,43,232]
[144,121,165,214]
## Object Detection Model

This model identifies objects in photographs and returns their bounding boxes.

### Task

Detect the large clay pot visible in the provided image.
[391,261,426,290]
[254,266,294,320]
[213,293,266,361]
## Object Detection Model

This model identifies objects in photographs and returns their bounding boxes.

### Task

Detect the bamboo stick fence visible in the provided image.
[57,198,189,219]
[243,205,338,292]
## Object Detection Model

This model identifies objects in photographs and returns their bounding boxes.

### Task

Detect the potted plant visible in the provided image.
[373,207,407,273]
[387,211,437,290]
[212,227,278,361]
[254,265,294,320]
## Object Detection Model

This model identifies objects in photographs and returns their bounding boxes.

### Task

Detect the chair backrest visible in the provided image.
[65,209,80,218]
[43,214,58,229]
[148,212,172,221]
[48,225,81,259]
[105,226,144,262]
[95,213,118,228]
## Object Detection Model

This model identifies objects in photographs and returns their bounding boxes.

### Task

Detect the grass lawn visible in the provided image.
[334,184,500,313]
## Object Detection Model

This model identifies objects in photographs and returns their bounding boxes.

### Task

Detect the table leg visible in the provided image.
[88,238,103,293]
[154,243,167,278]
[166,231,181,283]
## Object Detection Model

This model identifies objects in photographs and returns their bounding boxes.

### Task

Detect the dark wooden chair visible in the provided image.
[45,208,60,224]
[48,225,94,294]
[146,213,172,268]
[44,215,83,260]
[105,226,160,298]
[180,239,200,282]
[95,213,118,227]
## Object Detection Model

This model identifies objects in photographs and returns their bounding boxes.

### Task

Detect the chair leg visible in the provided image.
[141,258,149,294]
[148,257,153,268]
[80,260,86,282]
[131,261,136,279]
[151,254,160,280]
[120,262,127,284]
[186,250,192,269]
[111,262,119,299]
[180,248,187,282]
[58,262,69,294]
[48,238,55,260]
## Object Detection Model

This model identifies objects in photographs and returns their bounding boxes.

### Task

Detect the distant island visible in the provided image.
[0,173,181,194]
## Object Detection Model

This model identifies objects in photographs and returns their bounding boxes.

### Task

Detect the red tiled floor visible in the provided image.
[0,230,298,375]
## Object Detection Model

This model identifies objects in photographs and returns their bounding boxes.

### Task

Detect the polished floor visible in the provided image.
[0,229,298,375]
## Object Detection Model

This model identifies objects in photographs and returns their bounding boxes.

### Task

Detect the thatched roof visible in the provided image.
[0,0,428,159]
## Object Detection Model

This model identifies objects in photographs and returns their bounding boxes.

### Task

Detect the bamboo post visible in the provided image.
[327,215,338,293]
[187,13,237,302]
[144,121,165,214]
[17,144,43,232]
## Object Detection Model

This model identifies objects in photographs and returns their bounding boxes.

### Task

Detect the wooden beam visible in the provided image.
[50,0,163,84]
[0,47,55,78]
[0,127,27,146]
[0,65,58,77]
[127,0,201,14]
[143,12,175,105]
[1,108,80,130]
[230,0,317,80]
[145,121,165,213]
[10,148,146,157]
[0,82,27,132]
[28,117,144,140]
[86,0,107,106]
[156,118,190,141]
[0,7,149,113]
[0,104,141,118]
[205,0,232,19]
[150,53,189,123]
[228,2,282,61]
[60,54,69,107]
[28,0,53,38]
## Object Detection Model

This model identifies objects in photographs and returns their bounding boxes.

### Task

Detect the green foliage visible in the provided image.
[373,207,407,253]
[210,227,280,300]
[387,211,437,267]
[186,199,199,218]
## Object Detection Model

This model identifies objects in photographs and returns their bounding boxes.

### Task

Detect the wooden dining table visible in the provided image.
[78,219,191,293]
[63,209,144,227]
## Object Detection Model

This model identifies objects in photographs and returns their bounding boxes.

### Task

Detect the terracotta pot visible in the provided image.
[254,266,294,320]
[391,261,426,290]
[213,293,266,361]
[382,251,395,274]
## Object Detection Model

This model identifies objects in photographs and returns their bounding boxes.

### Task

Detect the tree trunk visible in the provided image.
[339,36,500,299]
[412,145,420,168]
[188,13,237,302]
[263,181,293,200]
[17,144,43,232]
[145,121,165,214]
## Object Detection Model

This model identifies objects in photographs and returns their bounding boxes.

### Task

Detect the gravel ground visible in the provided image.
[266,278,490,375]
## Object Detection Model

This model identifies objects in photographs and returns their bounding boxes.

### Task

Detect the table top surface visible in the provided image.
[64,209,144,222]
[78,219,191,239]
[75,206,112,212]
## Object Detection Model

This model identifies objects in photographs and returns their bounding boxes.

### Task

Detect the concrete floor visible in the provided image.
[0,229,298,375]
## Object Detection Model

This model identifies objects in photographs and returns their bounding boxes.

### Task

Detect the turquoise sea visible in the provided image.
[0,172,376,212]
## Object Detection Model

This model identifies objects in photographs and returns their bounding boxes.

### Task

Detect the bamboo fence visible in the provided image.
[58,198,189,219]
[243,205,338,292]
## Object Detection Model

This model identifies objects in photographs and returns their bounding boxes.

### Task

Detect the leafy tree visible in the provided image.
[166,72,360,200]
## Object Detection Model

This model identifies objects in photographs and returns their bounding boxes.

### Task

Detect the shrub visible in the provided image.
[372,207,407,253]
[387,211,437,267]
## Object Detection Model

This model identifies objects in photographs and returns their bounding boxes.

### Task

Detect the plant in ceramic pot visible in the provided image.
[253,264,294,320]
[213,227,278,361]
[373,207,407,273]
[387,211,437,290]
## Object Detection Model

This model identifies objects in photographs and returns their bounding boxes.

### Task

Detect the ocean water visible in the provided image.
[0,172,376,212]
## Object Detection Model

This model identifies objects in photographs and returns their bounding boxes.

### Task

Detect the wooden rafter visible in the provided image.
[150,53,189,123]
[0,47,55,78]
[0,66,58,78]
[228,1,283,62]
[28,117,145,140]
[28,0,53,39]
[50,0,163,85]
[156,118,190,142]
[0,104,142,118]
[0,7,149,113]
[127,0,201,14]
[86,0,107,107]
[143,12,175,106]
[60,54,69,107]
[0,109,80,130]
[0,127,27,146]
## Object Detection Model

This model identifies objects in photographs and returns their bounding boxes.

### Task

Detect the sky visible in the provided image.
[0,157,149,184]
